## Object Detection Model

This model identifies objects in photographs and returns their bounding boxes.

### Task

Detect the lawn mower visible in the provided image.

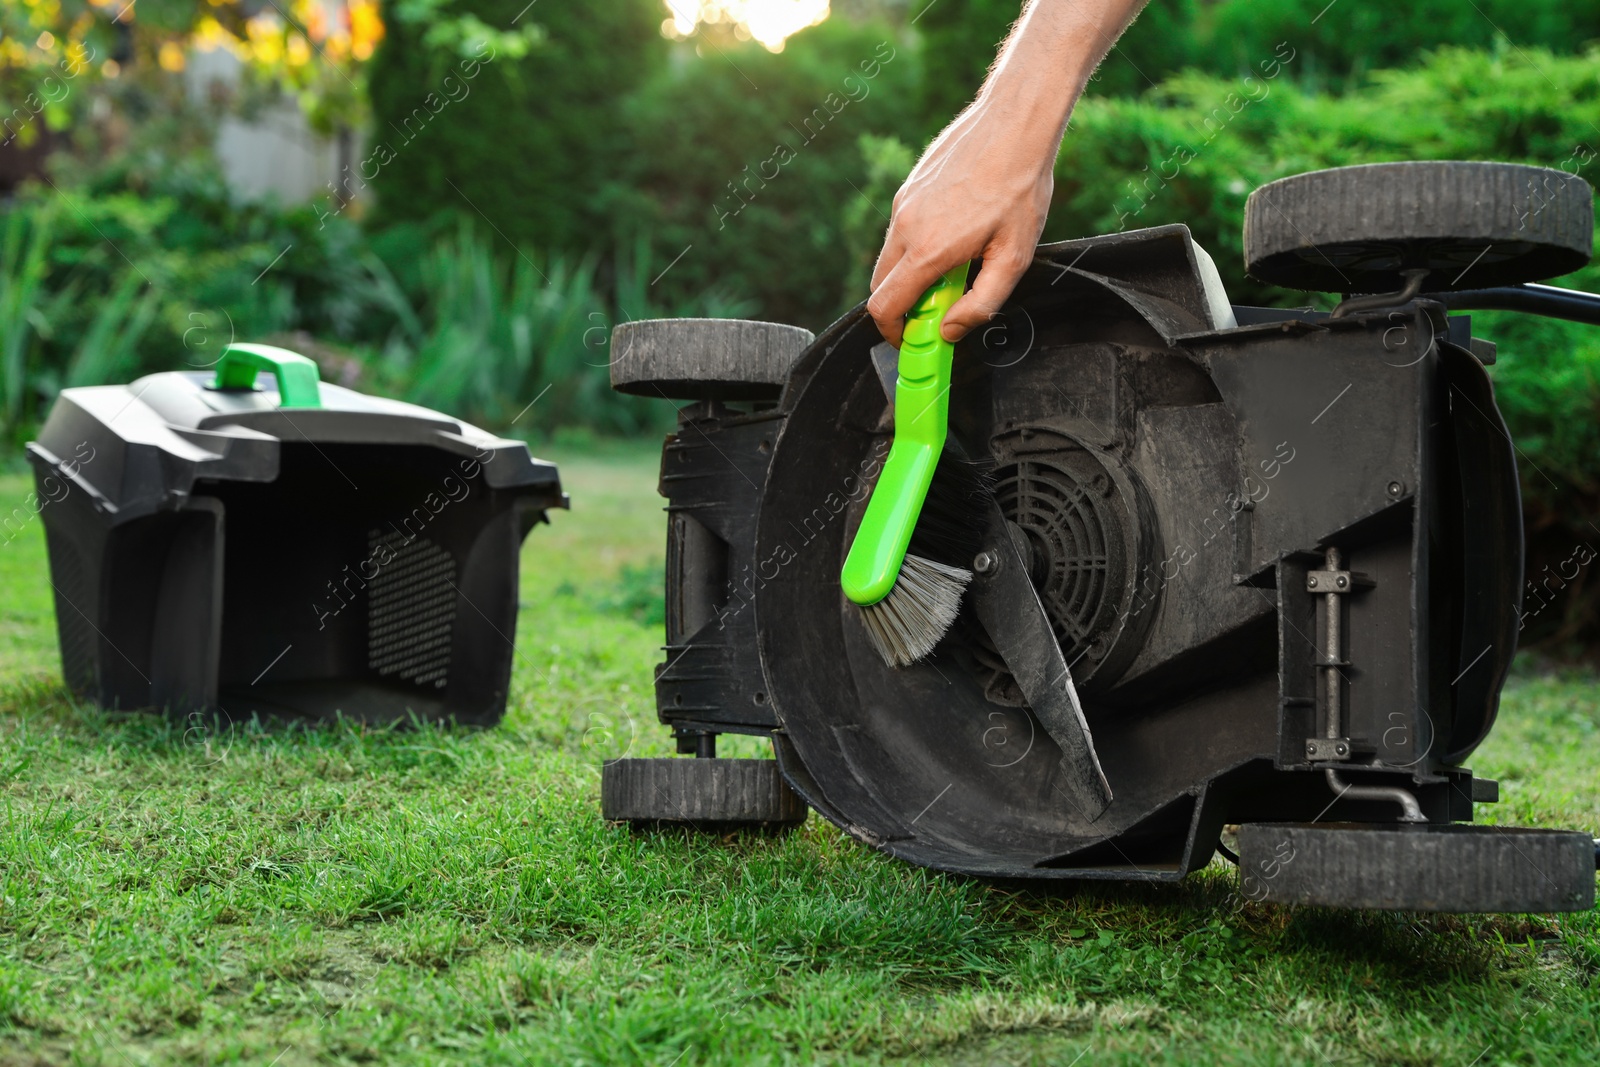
[603,161,1600,912]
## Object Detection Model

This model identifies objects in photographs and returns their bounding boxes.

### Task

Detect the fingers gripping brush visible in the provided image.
[842,263,987,667]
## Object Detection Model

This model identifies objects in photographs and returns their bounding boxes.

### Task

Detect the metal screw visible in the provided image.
[1336,575,1348,589]
[1387,481,1403,498]
[1308,576,1319,589]
[1336,743,1349,757]
[973,551,995,575]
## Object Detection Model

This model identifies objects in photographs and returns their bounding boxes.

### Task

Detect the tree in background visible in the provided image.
[619,16,920,329]
[364,0,661,255]
[1,0,385,168]
[1,0,104,161]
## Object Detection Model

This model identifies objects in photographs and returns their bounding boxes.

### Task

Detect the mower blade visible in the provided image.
[970,506,1114,821]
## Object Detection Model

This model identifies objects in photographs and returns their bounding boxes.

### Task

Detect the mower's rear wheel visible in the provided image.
[601,757,809,830]
[609,319,814,402]
[1244,161,1593,293]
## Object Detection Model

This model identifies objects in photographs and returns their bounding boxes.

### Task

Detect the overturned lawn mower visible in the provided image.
[603,161,1600,913]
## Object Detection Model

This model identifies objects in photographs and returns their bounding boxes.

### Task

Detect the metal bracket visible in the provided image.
[1305,738,1352,761]
[1307,569,1349,593]
[1306,568,1373,594]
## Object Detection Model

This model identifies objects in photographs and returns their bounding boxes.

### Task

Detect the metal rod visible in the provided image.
[1331,268,1429,319]
[1326,769,1426,823]
[1428,282,1600,326]
[1324,546,1342,740]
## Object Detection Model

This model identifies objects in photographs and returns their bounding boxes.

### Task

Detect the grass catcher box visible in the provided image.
[26,343,566,726]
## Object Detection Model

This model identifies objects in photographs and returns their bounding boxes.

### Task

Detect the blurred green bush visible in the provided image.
[365,7,920,330]
[917,0,1600,118]
[0,170,378,435]
[615,17,922,329]
[0,173,746,443]
[360,222,751,434]
[365,0,663,254]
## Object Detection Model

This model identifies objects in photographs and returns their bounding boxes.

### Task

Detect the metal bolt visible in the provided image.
[1336,743,1349,757]
[1308,576,1319,589]
[1387,481,1403,498]
[1336,575,1348,589]
[973,551,995,575]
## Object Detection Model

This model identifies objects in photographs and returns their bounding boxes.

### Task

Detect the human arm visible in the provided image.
[868,0,1150,347]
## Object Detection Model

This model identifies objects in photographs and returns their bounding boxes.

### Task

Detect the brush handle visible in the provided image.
[841,263,971,605]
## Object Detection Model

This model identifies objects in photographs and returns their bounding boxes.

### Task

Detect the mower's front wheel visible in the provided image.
[601,757,809,831]
[609,318,814,402]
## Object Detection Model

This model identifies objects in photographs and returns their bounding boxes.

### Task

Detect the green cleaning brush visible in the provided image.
[842,263,985,667]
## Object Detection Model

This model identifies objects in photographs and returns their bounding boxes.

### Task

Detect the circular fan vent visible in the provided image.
[992,456,1126,659]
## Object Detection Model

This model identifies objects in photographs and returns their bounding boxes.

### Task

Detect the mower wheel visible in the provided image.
[1244,161,1593,294]
[601,757,809,830]
[609,319,814,402]
[1238,822,1595,912]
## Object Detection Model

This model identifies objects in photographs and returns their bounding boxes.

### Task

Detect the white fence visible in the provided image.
[186,45,361,207]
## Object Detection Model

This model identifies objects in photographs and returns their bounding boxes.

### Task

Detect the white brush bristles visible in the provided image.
[857,554,973,668]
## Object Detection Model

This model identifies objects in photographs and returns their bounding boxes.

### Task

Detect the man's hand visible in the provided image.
[868,100,1055,349]
[867,0,1151,348]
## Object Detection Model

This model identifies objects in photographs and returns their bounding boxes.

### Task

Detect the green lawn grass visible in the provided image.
[1,442,1597,1065]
